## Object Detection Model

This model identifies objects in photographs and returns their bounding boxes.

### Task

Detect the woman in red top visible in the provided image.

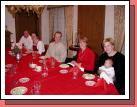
[71,37,95,72]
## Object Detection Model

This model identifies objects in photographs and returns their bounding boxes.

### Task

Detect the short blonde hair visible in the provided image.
[79,36,88,44]
[103,37,115,46]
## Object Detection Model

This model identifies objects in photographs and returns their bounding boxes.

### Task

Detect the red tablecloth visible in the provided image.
[5,48,119,95]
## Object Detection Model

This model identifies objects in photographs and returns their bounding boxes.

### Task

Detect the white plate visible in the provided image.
[22,54,27,56]
[82,74,95,80]
[10,86,28,95]
[85,80,96,86]
[59,64,69,68]
[8,52,15,56]
[19,77,30,83]
[5,64,13,68]
[29,63,37,68]
[59,70,68,74]
[39,60,43,63]
[39,56,45,59]
[8,51,12,53]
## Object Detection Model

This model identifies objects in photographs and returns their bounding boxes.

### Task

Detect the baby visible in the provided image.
[98,59,115,84]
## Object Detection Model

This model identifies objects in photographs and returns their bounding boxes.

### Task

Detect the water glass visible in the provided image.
[42,68,48,77]
[31,87,39,95]
[12,64,17,74]
[51,58,55,68]
[73,67,78,79]
[32,51,36,59]
[33,81,41,95]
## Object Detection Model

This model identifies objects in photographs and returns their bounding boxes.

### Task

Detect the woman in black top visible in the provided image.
[94,38,125,95]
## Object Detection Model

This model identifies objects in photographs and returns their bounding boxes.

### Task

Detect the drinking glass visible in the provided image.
[73,67,78,79]
[33,81,41,95]
[32,51,36,59]
[42,60,48,77]
[12,64,17,74]
[51,58,55,68]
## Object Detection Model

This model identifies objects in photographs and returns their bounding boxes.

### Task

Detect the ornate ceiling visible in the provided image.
[6,5,45,17]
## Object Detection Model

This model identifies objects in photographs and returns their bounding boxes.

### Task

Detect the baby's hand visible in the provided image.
[98,70,105,74]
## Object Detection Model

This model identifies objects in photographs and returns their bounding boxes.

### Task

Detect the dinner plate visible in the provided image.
[39,60,43,63]
[59,70,68,74]
[19,77,30,83]
[5,64,13,68]
[85,80,96,86]
[59,64,69,68]
[82,73,95,80]
[29,63,37,68]
[39,56,45,59]
[8,51,12,53]
[8,52,15,56]
[22,54,27,56]
[10,86,27,95]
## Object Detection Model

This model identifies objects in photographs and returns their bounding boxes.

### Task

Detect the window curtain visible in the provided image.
[49,7,66,44]
[114,5,125,53]
[49,9,54,42]
[65,6,73,58]
[49,6,74,58]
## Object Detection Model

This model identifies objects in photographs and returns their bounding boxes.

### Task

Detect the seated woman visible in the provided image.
[31,33,45,55]
[71,36,96,73]
[45,31,67,62]
[94,37,125,95]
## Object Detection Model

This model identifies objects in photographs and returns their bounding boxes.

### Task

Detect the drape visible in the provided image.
[49,6,74,58]
[65,6,73,58]
[114,5,125,53]
[49,7,66,44]
[49,9,54,42]
[53,8,66,45]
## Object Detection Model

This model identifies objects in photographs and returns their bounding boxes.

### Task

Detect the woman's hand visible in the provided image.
[71,61,81,68]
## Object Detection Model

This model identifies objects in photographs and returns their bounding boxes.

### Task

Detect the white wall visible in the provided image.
[5,7,16,42]
[104,5,114,39]
[41,6,49,45]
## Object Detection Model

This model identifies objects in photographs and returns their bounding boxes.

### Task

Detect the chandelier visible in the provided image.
[6,5,45,17]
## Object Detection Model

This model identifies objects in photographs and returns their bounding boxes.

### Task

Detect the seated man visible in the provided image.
[45,31,67,62]
[19,30,33,51]
[31,33,45,55]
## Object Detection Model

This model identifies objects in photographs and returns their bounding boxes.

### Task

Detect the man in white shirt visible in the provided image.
[19,30,33,51]
[45,31,67,62]
[31,33,45,54]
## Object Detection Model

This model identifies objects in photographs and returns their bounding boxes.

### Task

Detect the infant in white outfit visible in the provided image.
[98,59,115,84]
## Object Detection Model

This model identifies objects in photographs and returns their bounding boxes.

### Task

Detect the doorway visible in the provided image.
[15,10,40,42]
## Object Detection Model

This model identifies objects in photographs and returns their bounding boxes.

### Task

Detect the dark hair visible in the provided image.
[54,31,62,37]
[105,58,113,65]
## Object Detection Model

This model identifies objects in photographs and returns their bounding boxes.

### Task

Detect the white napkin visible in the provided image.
[100,72,113,84]
[67,63,84,72]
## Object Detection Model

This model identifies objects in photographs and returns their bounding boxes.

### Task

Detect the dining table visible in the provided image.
[5,48,119,95]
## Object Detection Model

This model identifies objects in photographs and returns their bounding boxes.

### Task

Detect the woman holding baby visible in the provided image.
[94,38,125,95]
